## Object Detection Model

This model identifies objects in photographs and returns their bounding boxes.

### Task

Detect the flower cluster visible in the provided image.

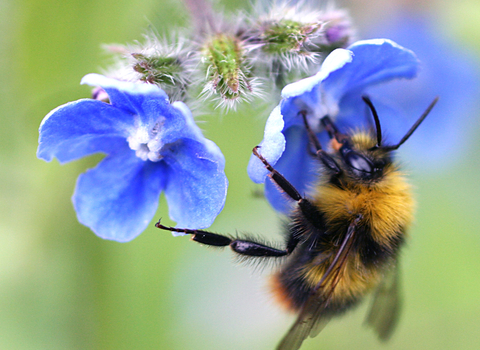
[38,1,471,242]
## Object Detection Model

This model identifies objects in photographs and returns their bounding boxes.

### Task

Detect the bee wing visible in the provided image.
[364,260,402,341]
[277,216,362,350]
[276,295,333,350]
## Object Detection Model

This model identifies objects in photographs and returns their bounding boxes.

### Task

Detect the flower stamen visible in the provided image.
[127,122,164,162]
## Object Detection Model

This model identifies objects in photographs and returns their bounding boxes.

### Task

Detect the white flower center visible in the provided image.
[127,119,165,162]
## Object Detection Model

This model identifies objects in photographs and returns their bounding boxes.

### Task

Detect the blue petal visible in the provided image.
[247,106,285,183]
[81,74,170,127]
[323,39,419,101]
[281,48,354,99]
[81,75,201,146]
[264,126,317,213]
[72,146,166,242]
[323,39,422,145]
[162,101,215,147]
[278,40,418,131]
[82,75,197,144]
[162,138,228,232]
[37,99,134,163]
[280,49,354,129]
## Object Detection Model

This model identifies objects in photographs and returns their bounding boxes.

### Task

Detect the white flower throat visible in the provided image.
[127,119,165,162]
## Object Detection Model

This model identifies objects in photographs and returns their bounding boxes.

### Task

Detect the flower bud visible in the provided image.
[312,9,355,53]
[105,34,192,101]
[260,19,321,59]
[201,33,254,108]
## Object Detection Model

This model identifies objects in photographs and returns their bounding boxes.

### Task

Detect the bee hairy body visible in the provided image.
[272,132,414,315]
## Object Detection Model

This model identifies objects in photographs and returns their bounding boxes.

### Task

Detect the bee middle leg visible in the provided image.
[156,221,290,257]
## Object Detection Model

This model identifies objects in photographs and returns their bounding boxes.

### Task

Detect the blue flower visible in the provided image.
[247,39,419,213]
[37,74,228,242]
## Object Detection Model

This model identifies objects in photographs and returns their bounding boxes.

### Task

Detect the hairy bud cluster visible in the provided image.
[104,2,354,109]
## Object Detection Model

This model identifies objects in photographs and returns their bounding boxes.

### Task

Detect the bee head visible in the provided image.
[321,96,438,182]
[338,138,387,181]
[320,117,387,182]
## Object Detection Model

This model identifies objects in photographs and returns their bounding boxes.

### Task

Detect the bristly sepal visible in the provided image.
[132,53,184,89]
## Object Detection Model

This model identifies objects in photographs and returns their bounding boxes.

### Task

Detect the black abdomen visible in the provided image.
[272,211,403,312]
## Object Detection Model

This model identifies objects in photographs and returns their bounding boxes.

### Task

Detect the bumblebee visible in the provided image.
[156,96,438,350]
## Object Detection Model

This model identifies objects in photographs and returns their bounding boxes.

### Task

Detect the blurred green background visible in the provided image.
[1,0,480,349]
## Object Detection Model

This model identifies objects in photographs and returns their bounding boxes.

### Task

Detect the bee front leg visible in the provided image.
[252,145,326,240]
[252,146,302,202]
[299,111,341,174]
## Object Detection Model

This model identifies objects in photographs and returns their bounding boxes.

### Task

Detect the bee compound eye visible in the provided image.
[345,152,373,175]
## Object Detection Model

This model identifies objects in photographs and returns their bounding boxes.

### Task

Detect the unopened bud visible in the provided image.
[202,33,254,108]
[260,20,321,57]
[104,34,192,101]
[131,52,184,87]
[313,10,355,52]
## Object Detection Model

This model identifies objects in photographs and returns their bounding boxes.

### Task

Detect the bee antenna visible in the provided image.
[382,96,439,151]
[362,95,382,148]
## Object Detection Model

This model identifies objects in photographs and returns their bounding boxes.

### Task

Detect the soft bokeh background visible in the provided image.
[2,0,480,349]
